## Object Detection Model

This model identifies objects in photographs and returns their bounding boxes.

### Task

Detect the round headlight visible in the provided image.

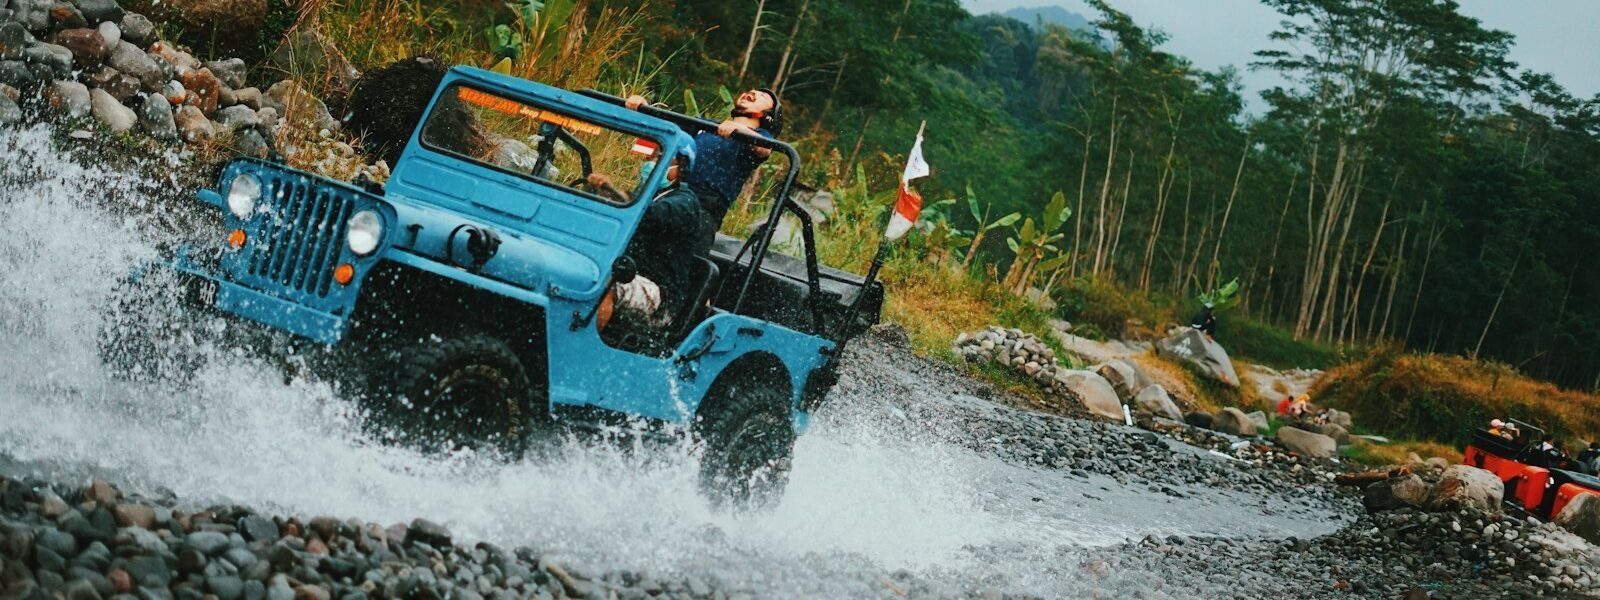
[226,173,261,219]
[347,210,383,256]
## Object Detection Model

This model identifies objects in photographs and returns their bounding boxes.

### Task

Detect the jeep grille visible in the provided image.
[244,179,353,298]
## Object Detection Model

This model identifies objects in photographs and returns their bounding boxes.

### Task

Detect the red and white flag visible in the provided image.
[884,123,930,241]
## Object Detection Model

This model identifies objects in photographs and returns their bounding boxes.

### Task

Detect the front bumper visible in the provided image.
[167,249,348,345]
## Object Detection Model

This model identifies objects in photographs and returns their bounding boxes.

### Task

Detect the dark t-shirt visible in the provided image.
[625,186,716,316]
[682,128,770,219]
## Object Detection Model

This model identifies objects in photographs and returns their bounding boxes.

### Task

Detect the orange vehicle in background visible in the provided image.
[1464,419,1600,519]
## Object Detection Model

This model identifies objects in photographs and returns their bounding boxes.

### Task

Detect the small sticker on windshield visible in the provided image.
[630,138,659,157]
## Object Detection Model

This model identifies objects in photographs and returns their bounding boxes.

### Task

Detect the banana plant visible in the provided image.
[916,198,964,266]
[1199,277,1241,310]
[1004,191,1072,295]
[959,184,1023,269]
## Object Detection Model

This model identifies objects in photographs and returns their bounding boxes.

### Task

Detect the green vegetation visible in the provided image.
[260,0,1600,449]
[1314,349,1600,450]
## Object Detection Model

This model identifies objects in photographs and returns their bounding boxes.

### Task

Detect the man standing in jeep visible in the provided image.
[625,88,783,226]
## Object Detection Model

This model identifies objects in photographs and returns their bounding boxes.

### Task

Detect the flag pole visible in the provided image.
[839,121,926,342]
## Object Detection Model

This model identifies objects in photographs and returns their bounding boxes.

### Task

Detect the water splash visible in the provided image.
[0,125,1340,597]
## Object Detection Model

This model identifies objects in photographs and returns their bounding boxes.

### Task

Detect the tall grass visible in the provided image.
[1315,348,1600,448]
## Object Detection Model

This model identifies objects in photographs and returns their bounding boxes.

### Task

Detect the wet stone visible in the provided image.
[207,575,245,600]
[23,42,71,77]
[70,0,123,23]
[66,567,113,597]
[187,530,229,556]
[216,104,259,131]
[50,27,106,69]
[119,13,153,46]
[49,2,87,29]
[105,41,161,90]
[0,94,21,124]
[205,58,247,89]
[174,104,213,142]
[113,504,156,529]
[0,60,36,89]
[94,20,117,47]
[124,554,171,587]
[0,23,25,60]
[12,0,52,31]
[404,519,451,549]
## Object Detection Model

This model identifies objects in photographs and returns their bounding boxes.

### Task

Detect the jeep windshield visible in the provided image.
[420,84,666,206]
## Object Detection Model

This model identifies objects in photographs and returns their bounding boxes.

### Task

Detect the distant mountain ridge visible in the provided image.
[1000,5,1095,33]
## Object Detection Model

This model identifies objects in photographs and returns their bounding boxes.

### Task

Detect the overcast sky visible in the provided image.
[963,0,1599,115]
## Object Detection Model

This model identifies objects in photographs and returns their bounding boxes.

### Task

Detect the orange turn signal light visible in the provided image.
[333,264,355,285]
[227,229,246,249]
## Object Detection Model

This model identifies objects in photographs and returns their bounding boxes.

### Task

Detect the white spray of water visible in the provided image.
[0,125,1336,597]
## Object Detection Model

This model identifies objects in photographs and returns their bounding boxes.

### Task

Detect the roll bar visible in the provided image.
[577,89,831,334]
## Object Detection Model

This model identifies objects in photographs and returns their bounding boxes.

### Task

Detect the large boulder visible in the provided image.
[1554,493,1600,546]
[1276,426,1336,458]
[125,0,294,59]
[1156,327,1240,388]
[1134,384,1183,421]
[1094,361,1140,402]
[1245,410,1269,432]
[1184,411,1213,429]
[1428,465,1504,512]
[1054,370,1124,422]
[1362,474,1432,512]
[1211,407,1256,436]
[1326,408,1354,429]
[1317,423,1352,445]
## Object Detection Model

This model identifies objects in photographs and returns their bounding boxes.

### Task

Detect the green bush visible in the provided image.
[1221,315,1345,370]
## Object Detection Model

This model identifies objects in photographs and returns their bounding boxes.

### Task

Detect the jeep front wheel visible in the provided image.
[695,367,797,511]
[364,333,532,457]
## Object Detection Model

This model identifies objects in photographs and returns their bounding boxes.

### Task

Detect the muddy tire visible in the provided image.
[363,333,533,457]
[695,361,796,511]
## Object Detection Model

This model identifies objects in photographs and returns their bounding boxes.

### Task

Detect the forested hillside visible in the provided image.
[602,0,1599,390]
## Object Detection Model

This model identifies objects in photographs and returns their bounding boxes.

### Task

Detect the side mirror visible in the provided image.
[612,256,637,284]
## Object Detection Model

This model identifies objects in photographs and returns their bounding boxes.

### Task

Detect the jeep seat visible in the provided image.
[707,233,883,339]
[602,257,719,357]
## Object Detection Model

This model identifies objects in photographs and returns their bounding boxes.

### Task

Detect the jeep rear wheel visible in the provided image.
[364,333,533,457]
[695,366,796,511]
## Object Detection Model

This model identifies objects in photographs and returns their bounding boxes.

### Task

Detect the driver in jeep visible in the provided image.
[586,135,706,330]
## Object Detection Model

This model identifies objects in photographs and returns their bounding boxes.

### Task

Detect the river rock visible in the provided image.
[231,86,261,110]
[1156,327,1240,387]
[85,65,138,101]
[118,13,152,46]
[405,518,452,548]
[12,0,52,31]
[0,94,21,124]
[1212,407,1256,436]
[138,93,176,140]
[234,127,269,157]
[1554,493,1600,545]
[49,2,87,29]
[1276,426,1335,458]
[111,504,154,529]
[72,0,123,23]
[1054,370,1124,421]
[89,87,135,131]
[1429,465,1504,512]
[1326,408,1353,429]
[1134,384,1183,421]
[94,20,117,47]
[174,104,213,142]
[1390,474,1432,507]
[0,60,36,89]
[215,104,259,131]
[50,28,106,69]
[263,79,337,132]
[1317,422,1351,445]
[1245,410,1269,432]
[107,41,162,90]
[0,23,26,60]
[1184,411,1213,429]
[204,58,247,89]
[181,66,223,114]
[24,42,72,77]
[1094,361,1140,402]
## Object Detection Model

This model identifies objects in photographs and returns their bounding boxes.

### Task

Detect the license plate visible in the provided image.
[188,277,219,306]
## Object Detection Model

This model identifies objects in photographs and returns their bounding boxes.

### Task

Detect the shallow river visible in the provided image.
[0,125,1345,597]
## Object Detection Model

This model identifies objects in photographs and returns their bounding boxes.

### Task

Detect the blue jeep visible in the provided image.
[102,66,884,506]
